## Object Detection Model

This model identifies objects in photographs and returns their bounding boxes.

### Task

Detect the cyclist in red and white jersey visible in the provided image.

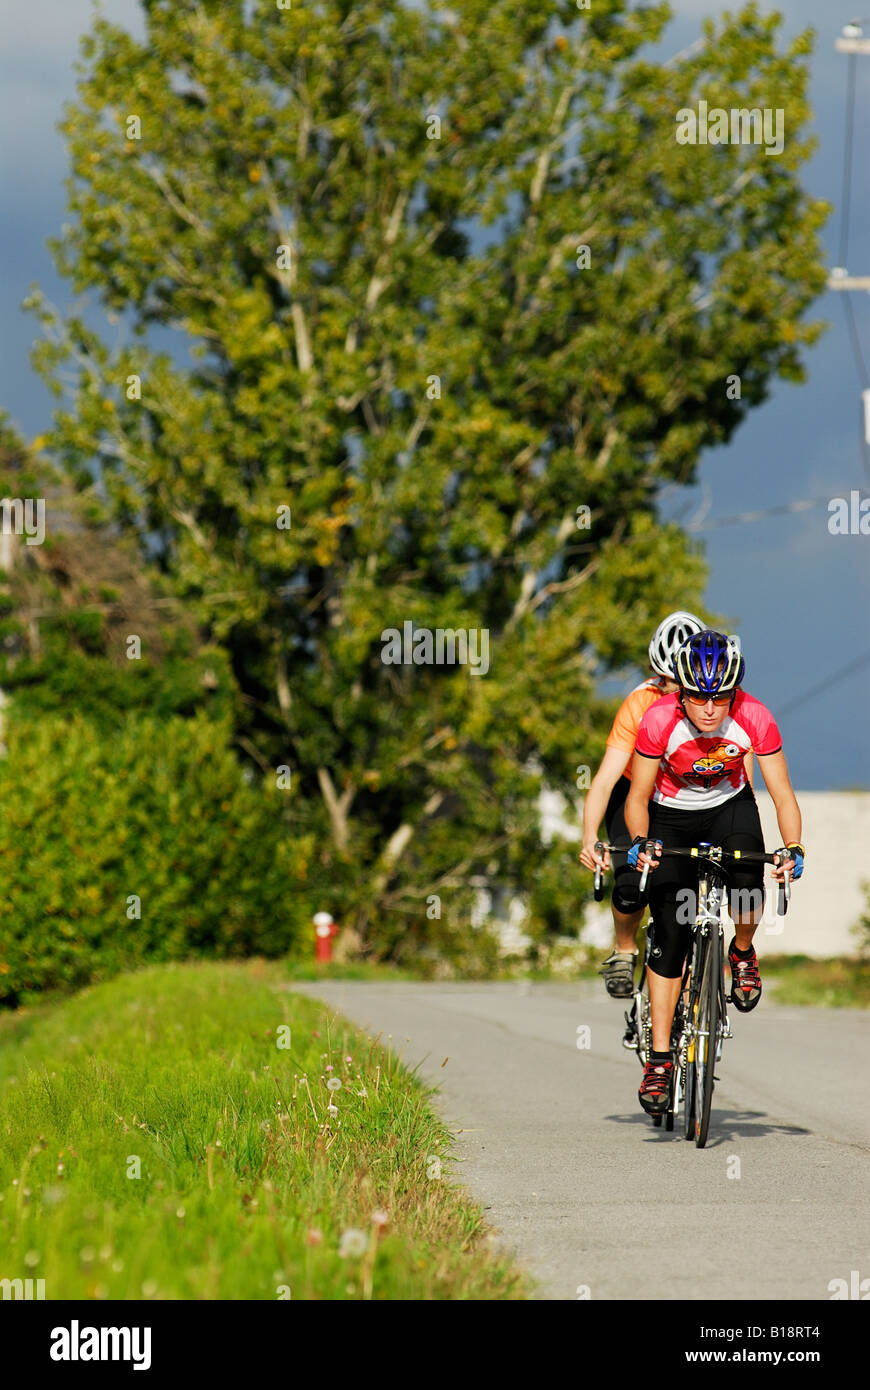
[580,612,703,996]
[624,631,804,1115]
[580,612,753,1000]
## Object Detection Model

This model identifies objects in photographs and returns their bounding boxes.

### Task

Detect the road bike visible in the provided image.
[593,839,792,1147]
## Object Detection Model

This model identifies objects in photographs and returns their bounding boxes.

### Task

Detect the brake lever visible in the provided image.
[774,853,791,916]
[638,839,659,894]
[593,840,605,901]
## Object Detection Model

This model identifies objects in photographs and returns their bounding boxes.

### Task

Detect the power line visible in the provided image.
[684,496,833,531]
[776,647,870,718]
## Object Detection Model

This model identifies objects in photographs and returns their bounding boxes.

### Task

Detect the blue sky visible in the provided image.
[0,0,868,788]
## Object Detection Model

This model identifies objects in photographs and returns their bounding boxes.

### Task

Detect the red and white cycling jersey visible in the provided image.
[634,690,782,809]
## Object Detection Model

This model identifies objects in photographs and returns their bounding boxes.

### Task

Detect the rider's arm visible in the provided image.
[744,750,754,789]
[624,754,659,842]
[581,745,632,864]
[755,750,802,878]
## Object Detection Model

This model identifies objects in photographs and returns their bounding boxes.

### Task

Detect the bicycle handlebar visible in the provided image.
[593,840,793,915]
[644,844,792,915]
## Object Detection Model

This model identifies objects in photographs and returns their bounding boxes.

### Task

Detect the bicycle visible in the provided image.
[591,841,659,1069]
[593,838,792,1146]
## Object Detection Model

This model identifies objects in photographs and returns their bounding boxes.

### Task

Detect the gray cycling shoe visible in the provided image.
[600,950,637,998]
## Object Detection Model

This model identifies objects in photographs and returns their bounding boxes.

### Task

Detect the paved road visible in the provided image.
[289,979,869,1300]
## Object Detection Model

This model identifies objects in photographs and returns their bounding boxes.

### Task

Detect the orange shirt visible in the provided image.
[605,679,670,779]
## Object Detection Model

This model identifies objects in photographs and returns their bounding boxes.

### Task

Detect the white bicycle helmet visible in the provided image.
[648,610,705,679]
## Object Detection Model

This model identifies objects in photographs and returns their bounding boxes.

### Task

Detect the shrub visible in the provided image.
[0,713,315,1004]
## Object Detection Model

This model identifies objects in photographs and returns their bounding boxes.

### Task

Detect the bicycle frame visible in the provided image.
[673,857,732,1135]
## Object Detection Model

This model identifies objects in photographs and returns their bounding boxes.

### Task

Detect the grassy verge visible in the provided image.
[0,959,529,1300]
[280,948,870,1007]
[759,955,870,1008]
[514,936,870,1008]
[554,950,870,1007]
[281,959,419,982]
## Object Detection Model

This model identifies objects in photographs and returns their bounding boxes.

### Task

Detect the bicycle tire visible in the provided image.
[682,938,704,1141]
[695,928,722,1148]
[682,1057,696,1141]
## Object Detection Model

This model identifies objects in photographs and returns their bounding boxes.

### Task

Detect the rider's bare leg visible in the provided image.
[731,905,762,952]
[649,971,682,1054]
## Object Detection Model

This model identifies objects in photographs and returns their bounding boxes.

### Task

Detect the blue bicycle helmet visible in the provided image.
[672,630,745,696]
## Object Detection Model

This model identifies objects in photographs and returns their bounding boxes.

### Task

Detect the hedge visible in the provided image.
[0,712,314,1004]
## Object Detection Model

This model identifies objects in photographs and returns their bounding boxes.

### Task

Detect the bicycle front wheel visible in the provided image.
[694,928,722,1148]
[682,940,703,1142]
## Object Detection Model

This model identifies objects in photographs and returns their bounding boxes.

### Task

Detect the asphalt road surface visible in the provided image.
[289,979,869,1300]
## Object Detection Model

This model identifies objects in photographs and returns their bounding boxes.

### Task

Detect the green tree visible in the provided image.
[0,414,235,729]
[23,0,827,952]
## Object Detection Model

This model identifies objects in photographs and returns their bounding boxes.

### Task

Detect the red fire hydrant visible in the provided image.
[313,911,340,963]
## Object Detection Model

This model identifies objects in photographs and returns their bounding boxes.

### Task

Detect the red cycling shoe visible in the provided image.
[638,1059,673,1114]
[728,941,762,1012]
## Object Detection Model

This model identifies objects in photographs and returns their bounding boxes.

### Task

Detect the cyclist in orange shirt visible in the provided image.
[580,613,754,1000]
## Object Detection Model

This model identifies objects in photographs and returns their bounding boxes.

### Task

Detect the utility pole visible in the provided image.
[829,20,870,292]
[828,21,870,452]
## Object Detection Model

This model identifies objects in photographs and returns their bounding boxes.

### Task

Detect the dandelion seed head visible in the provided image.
[338,1228,368,1259]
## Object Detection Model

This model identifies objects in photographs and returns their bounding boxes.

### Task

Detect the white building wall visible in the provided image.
[752,791,869,958]
[581,791,870,959]
[485,789,870,960]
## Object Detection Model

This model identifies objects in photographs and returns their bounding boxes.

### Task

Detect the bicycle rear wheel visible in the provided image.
[695,928,722,1148]
[636,983,651,1069]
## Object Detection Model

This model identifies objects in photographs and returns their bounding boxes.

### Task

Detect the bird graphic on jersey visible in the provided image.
[689,741,743,788]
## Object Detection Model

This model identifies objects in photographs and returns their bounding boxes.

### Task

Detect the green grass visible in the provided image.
[759,955,870,1009]
[0,960,529,1300]
[281,959,419,982]
[515,931,870,1008]
[281,948,870,1007]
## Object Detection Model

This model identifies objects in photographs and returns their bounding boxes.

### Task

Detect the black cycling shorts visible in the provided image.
[644,784,766,979]
[605,775,650,915]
